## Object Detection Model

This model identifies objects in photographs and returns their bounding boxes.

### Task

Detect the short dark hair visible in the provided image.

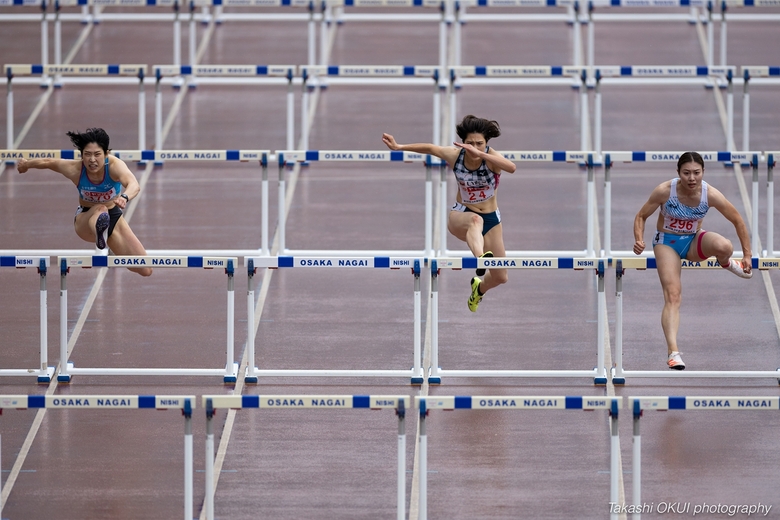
[66,128,110,154]
[677,151,704,172]
[455,115,501,142]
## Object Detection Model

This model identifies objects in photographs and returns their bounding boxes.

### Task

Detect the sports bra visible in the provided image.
[659,178,709,233]
[452,147,499,204]
[76,157,122,204]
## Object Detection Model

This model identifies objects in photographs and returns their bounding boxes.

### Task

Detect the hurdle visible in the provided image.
[415,395,622,520]
[427,257,609,384]
[0,394,195,519]
[611,257,780,384]
[439,151,600,258]
[299,65,441,150]
[628,395,779,519]
[446,66,589,152]
[277,149,442,257]
[601,151,761,258]
[453,0,580,72]
[3,64,147,153]
[56,255,240,382]
[740,67,780,153]
[763,152,777,256]
[0,256,55,382]
[151,65,296,149]
[243,256,425,384]
[202,394,408,520]
[718,1,780,67]
[0,0,50,85]
[324,0,448,86]
[592,66,737,157]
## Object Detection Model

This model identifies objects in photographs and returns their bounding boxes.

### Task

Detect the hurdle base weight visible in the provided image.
[223,362,239,384]
[38,366,55,383]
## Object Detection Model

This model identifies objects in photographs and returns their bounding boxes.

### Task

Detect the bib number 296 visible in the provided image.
[668,218,694,231]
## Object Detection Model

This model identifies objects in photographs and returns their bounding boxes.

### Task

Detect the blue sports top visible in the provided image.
[452,146,499,204]
[76,157,122,204]
[660,178,709,233]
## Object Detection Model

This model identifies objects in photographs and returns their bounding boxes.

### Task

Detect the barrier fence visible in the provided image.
[0,394,195,519]
[0,256,54,382]
[611,257,780,384]
[629,395,780,520]
[415,395,622,520]
[202,394,408,520]
[427,257,609,384]
[243,256,426,384]
[56,255,240,382]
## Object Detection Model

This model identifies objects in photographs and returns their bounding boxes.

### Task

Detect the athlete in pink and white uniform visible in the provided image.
[16,128,151,276]
[382,115,517,312]
[633,151,751,369]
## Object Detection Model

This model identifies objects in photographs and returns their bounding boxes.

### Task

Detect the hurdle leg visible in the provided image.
[418,401,428,520]
[742,78,750,152]
[604,159,612,257]
[612,261,626,385]
[632,400,642,520]
[58,260,72,383]
[40,6,49,88]
[610,400,619,520]
[752,160,759,256]
[54,8,62,87]
[138,73,146,153]
[188,8,197,89]
[224,261,237,383]
[438,7,447,90]
[38,261,53,383]
[727,74,734,150]
[720,10,727,67]
[173,5,183,89]
[767,158,774,257]
[594,78,602,157]
[301,78,310,149]
[5,75,12,153]
[278,161,287,252]
[396,402,406,520]
[183,399,193,520]
[205,399,215,520]
[261,161,269,256]
[286,76,294,150]
[428,262,441,384]
[307,7,316,67]
[245,261,259,383]
[586,161,595,257]
[706,4,714,69]
[412,261,424,385]
[438,163,447,256]
[155,75,163,152]
[425,165,432,257]
[595,260,607,385]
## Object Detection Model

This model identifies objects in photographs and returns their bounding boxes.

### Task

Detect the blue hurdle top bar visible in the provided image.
[603,0,708,6]
[300,65,438,77]
[59,256,237,268]
[605,151,762,163]
[631,396,780,411]
[435,257,603,270]
[245,256,417,269]
[742,66,780,79]
[153,65,294,77]
[595,65,735,78]
[277,150,443,164]
[203,394,409,409]
[0,395,195,409]
[4,64,146,76]
[0,256,50,268]
[450,65,585,77]
[417,396,622,410]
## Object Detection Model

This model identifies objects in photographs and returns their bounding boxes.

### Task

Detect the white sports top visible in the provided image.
[660,178,709,234]
[452,147,499,204]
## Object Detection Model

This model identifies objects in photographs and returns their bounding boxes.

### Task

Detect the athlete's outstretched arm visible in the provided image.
[16,157,79,181]
[381,133,459,166]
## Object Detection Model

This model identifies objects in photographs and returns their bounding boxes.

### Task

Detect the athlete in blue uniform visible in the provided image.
[633,151,751,369]
[382,115,517,312]
[16,128,152,276]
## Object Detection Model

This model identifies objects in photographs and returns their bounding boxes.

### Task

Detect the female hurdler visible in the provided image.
[382,115,517,312]
[16,128,152,276]
[633,151,752,369]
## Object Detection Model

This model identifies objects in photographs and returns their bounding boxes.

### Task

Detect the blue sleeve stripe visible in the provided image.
[353,395,370,408]
[374,257,390,268]
[306,150,319,161]
[278,256,294,268]
[390,151,404,161]
[226,150,240,161]
[462,258,477,269]
[256,66,268,75]
[565,396,583,409]
[454,396,472,409]
[632,151,646,161]
[327,66,339,75]
[29,395,45,408]
[187,257,203,268]
[669,397,686,409]
[142,150,155,161]
[552,151,566,162]
[558,258,574,269]
[92,256,108,267]
[138,395,156,408]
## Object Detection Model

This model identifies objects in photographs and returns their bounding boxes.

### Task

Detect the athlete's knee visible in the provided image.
[93,204,109,215]
[663,286,682,306]
[132,267,153,277]
[491,269,508,286]
[469,213,484,231]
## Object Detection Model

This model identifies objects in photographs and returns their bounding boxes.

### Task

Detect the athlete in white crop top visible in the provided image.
[382,115,517,312]
[633,152,752,370]
[16,128,151,276]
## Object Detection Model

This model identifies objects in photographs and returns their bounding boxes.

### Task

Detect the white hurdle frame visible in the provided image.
[612,257,780,384]
[416,395,622,520]
[0,394,195,520]
[202,394,408,520]
[0,0,50,85]
[299,65,442,150]
[427,257,609,385]
[0,256,55,382]
[56,255,240,383]
[629,395,780,520]
[718,1,780,67]
[152,65,296,150]
[593,66,737,157]
[602,151,762,258]
[447,66,589,152]
[243,256,426,384]
[3,64,147,154]
[765,152,777,256]
[277,149,441,257]
[740,67,780,153]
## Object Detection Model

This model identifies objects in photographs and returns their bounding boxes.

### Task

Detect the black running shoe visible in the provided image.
[476,251,493,276]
